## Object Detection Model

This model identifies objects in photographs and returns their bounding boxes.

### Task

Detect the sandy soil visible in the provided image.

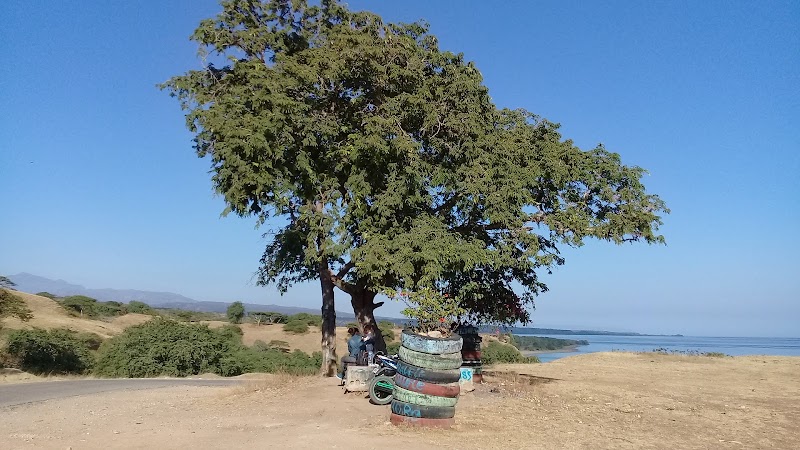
[1,291,151,338]
[2,352,797,449]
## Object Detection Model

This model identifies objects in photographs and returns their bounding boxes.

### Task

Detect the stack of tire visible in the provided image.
[458,325,483,384]
[391,329,463,428]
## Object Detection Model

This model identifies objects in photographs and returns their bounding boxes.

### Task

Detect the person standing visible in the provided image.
[362,324,376,365]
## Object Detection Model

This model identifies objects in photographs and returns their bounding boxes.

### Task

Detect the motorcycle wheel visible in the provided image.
[368,374,395,405]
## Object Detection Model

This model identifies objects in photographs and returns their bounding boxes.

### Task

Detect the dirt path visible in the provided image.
[2,352,798,449]
[0,378,241,408]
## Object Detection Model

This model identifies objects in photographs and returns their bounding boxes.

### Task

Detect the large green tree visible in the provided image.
[164,0,667,374]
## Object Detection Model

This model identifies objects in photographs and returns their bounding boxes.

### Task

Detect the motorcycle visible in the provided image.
[367,352,397,405]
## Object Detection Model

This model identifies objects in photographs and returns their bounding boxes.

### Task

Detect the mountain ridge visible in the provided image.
[7,272,357,319]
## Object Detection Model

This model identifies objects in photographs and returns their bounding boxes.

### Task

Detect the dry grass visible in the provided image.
[0,291,152,338]
[1,291,396,357]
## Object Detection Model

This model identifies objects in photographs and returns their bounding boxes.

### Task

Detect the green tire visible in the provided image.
[399,346,462,370]
[394,386,458,407]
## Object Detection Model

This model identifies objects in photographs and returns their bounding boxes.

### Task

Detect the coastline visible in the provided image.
[521,344,581,356]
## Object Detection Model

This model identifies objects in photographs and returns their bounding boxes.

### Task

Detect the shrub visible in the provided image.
[71,331,105,350]
[229,347,321,376]
[35,292,57,299]
[250,311,287,325]
[287,313,322,327]
[127,301,153,314]
[394,287,465,336]
[482,341,539,365]
[156,308,223,322]
[218,324,243,343]
[0,289,33,323]
[252,340,290,353]
[4,328,93,374]
[94,319,240,377]
[283,320,309,334]
[59,296,127,318]
[378,321,396,341]
[386,341,401,355]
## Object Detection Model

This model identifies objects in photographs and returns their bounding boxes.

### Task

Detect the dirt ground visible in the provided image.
[2,352,797,449]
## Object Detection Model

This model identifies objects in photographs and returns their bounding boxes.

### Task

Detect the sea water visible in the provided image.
[516,334,800,363]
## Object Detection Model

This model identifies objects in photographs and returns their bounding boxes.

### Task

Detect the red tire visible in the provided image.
[390,413,455,428]
[394,374,460,398]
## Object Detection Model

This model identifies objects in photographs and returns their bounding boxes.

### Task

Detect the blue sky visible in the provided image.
[1,0,798,337]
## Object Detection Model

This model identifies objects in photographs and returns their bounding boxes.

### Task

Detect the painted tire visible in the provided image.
[390,413,454,428]
[461,360,482,367]
[394,386,458,407]
[401,329,462,355]
[461,350,481,360]
[399,346,462,370]
[394,374,460,398]
[368,374,395,405]
[396,360,462,384]
[391,399,456,419]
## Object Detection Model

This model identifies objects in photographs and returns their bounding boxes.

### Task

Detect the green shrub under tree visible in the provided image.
[482,341,540,365]
[4,328,94,374]
[283,320,309,334]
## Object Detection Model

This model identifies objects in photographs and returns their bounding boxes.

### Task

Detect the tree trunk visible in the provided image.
[318,260,338,376]
[350,289,387,354]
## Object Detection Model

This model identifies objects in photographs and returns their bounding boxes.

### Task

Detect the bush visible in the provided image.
[386,341,401,355]
[218,324,243,343]
[94,319,321,378]
[59,296,127,318]
[482,341,539,365]
[0,289,33,323]
[4,328,93,374]
[71,331,105,350]
[252,340,291,353]
[35,292,57,299]
[287,313,322,327]
[228,347,321,376]
[378,321,396,341]
[283,320,309,334]
[94,319,241,377]
[155,308,223,322]
[127,301,153,314]
[250,311,287,325]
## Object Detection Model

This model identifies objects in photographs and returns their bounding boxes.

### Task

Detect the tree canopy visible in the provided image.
[226,301,246,324]
[163,0,667,373]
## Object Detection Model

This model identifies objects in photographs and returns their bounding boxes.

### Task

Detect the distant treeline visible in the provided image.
[480,325,644,336]
[509,335,589,351]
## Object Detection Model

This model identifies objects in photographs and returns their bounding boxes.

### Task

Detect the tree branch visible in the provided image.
[329,269,354,294]
[336,261,355,279]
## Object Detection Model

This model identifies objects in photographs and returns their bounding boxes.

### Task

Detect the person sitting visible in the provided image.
[338,327,364,380]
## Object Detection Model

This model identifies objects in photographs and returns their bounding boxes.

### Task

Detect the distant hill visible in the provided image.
[7,273,649,334]
[483,325,645,336]
[7,272,358,320]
